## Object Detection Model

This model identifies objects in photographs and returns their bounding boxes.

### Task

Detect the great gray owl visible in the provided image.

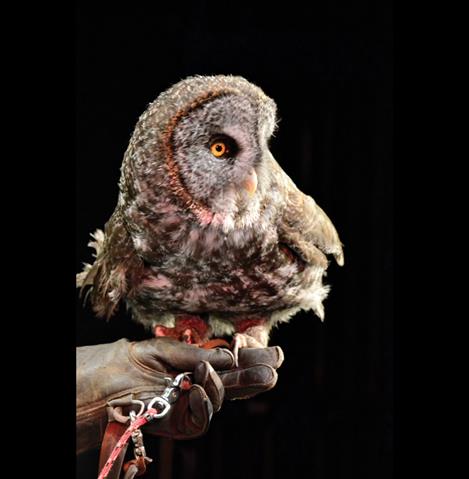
[77,75,344,361]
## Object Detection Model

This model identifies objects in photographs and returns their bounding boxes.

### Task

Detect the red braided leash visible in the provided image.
[97,408,157,479]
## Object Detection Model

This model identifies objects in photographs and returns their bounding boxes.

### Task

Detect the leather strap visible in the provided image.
[123,457,147,478]
[98,409,155,479]
[98,422,130,479]
[123,463,139,479]
[200,338,231,349]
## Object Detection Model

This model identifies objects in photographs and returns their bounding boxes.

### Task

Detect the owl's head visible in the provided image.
[124,75,278,223]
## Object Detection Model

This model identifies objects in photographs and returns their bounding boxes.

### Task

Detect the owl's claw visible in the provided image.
[231,333,265,368]
[231,334,242,368]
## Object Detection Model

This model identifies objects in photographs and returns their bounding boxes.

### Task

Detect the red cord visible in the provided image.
[97,408,157,479]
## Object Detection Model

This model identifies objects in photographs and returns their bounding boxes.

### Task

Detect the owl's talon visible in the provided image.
[231,333,265,368]
[231,334,243,368]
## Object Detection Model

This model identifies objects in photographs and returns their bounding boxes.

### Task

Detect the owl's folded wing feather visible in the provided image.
[77,212,144,318]
[271,157,344,268]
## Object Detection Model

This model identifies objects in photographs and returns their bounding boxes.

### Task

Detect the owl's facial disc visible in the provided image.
[171,94,266,208]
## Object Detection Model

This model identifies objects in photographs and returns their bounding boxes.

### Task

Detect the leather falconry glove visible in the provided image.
[77,337,284,455]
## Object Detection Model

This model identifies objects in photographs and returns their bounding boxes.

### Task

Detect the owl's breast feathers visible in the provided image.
[77,180,343,321]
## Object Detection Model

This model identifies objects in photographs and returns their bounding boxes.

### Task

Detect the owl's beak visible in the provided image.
[243,168,258,197]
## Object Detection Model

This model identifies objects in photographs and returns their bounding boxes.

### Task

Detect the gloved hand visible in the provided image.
[77,337,284,454]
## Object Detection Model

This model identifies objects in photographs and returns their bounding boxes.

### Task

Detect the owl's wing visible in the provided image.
[271,156,344,268]
[77,212,143,318]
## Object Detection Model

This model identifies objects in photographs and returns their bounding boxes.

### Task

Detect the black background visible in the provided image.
[76,2,393,478]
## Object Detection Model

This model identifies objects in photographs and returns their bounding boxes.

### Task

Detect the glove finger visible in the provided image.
[186,384,213,436]
[237,346,284,369]
[193,361,224,412]
[135,338,235,372]
[143,385,213,440]
[219,364,278,400]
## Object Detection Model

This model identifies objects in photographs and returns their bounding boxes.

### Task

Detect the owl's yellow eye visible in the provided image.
[210,141,228,158]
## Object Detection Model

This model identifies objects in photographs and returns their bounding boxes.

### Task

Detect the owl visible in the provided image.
[77,75,343,362]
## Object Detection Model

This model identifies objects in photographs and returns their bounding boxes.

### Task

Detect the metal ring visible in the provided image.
[111,407,130,424]
[147,397,171,418]
[147,396,167,410]
[130,399,145,417]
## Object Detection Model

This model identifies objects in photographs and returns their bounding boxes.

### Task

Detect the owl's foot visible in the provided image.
[154,314,211,346]
[231,333,266,368]
[154,325,196,344]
